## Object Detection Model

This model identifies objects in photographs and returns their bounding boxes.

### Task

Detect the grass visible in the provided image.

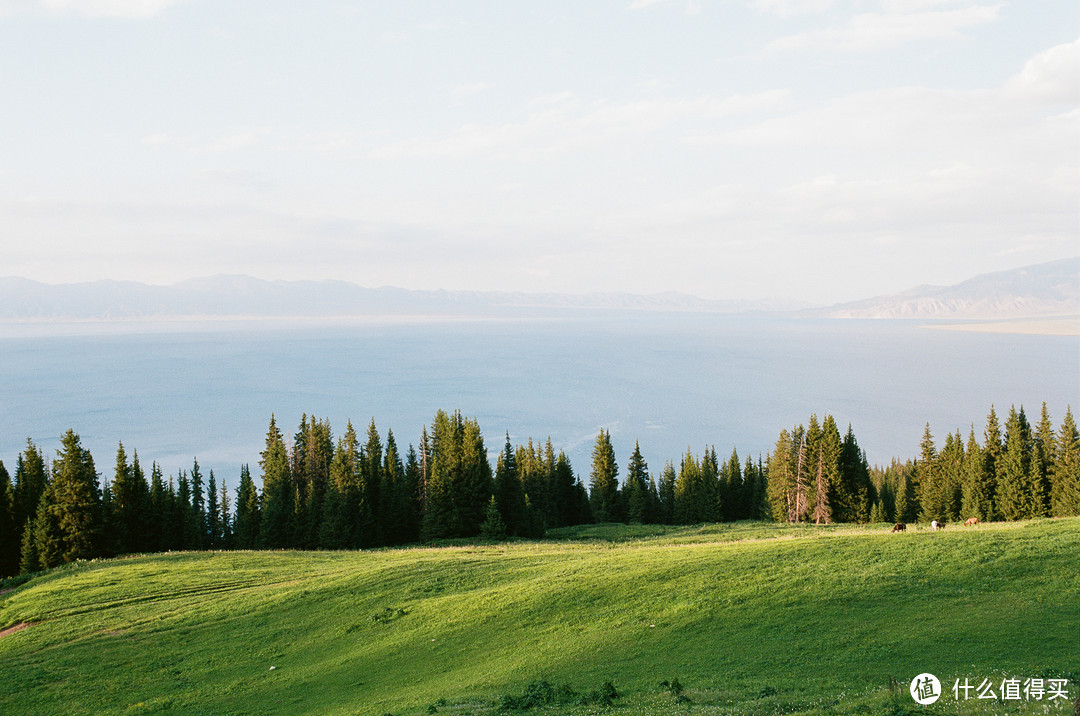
[1,518,1077,715]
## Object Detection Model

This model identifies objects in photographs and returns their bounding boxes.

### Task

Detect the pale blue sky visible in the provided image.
[1,0,1076,303]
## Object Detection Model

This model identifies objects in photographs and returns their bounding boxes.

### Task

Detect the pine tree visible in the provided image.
[363,419,385,545]
[1049,407,1080,516]
[588,429,620,522]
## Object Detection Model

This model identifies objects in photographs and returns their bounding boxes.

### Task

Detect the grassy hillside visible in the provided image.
[1,519,1077,715]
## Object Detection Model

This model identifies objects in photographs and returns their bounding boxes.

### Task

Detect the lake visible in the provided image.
[1,315,1076,489]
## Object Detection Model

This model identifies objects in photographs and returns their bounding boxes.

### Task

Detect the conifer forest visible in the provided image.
[1,403,1077,579]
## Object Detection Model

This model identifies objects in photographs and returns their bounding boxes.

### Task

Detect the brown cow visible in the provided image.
[892,523,906,532]
[964,517,978,526]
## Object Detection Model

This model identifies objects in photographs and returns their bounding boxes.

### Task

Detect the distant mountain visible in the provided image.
[820,258,1080,320]
[0,275,808,321]
[2,259,1074,322]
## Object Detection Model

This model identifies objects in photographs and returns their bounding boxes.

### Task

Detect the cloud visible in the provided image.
[749,0,835,18]
[1005,38,1080,104]
[766,3,1001,52]
[628,0,703,13]
[369,90,789,161]
[141,129,268,154]
[0,0,190,18]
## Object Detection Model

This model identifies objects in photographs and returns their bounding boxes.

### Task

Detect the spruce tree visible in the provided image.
[190,458,206,549]
[960,428,992,521]
[35,430,101,567]
[259,416,293,548]
[111,442,149,555]
[588,429,620,522]
[916,424,943,522]
[493,433,525,536]
[998,406,1036,520]
[480,495,507,540]
[837,425,872,523]
[148,462,167,552]
[457,417,494,536]
[0,461,18,577]
[1049,407,1080,516]
[983,406,1003,517]
[422,410,462,540]
[623,442,650,523]
[1031,402,1055,517]
[657,461,677,525]
[218,476,231,548]
[13,439,47,558]
[766,428,796,523]
[552,450,580,528]
[233,464,260,549]
[938,430,965,522]
[207,470,220,549]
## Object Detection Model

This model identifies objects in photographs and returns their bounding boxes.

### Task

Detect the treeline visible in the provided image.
[0,403,1077,578]
[866,404,1080,525]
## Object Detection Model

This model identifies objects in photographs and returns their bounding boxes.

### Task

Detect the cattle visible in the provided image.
[931,520,944,531]
[964,517,978,526]
[892,523,906,532]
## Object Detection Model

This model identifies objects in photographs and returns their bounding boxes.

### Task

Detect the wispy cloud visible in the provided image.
[766,3,1001,52]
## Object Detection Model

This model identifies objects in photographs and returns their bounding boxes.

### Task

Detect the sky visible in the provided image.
[0,0,1076,305]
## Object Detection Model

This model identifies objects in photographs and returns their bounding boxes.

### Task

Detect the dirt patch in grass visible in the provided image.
[0,622,32,638]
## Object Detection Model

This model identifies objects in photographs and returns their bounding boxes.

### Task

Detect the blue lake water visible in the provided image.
[1,315,1076,489]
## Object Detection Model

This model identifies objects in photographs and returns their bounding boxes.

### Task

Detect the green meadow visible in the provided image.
[1,519,1077,715]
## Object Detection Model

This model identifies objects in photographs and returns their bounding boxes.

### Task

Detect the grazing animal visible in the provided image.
[892,523,906,533]
[931,520,944,531]
[964,517,978,526]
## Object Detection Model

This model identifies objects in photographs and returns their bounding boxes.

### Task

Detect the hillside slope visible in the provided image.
[823,257,1079,319]
[0,520,1077,715]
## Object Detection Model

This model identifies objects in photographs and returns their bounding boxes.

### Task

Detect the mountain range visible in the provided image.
[0,257,1076,322]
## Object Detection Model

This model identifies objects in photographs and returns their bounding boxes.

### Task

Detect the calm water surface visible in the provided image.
[1,315,1076,486]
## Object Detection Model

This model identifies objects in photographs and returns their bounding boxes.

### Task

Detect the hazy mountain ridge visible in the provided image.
[819,257,1079,319]
[0,275,808,320]
[0,258,1075,321]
